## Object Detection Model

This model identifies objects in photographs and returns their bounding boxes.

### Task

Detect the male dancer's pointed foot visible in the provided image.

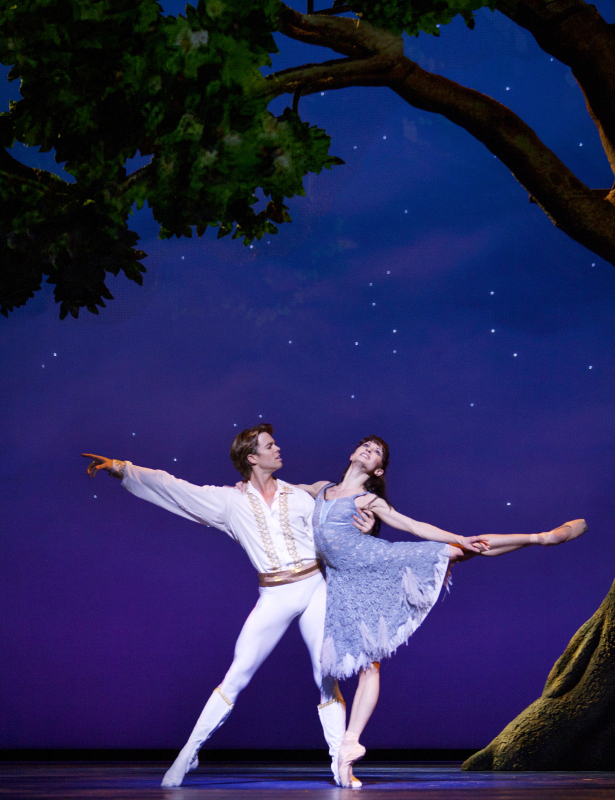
[161,743,198,787]
[338,738,366,789]
[542,519,587,546]
[161,686,234,787]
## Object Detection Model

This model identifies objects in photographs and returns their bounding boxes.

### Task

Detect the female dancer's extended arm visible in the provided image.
[359,496,487,552]
[359,496,587,557]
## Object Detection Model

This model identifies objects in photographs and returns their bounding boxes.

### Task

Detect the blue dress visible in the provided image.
[313,485,450,679]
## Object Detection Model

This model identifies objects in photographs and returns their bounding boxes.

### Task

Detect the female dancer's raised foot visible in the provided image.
[470,518,588,557]
[538,519,587,546]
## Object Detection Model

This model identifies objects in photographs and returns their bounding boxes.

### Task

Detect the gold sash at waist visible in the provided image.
[258,559,323,587]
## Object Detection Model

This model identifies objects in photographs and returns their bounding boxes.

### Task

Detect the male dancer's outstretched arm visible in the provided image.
[82,424,363,788]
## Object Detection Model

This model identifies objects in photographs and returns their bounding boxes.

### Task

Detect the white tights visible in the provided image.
[161,572,343,787]
[218,572,339,703]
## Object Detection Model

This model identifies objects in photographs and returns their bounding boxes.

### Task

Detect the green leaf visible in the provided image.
[0,0,346,316]
[347,0,495,37]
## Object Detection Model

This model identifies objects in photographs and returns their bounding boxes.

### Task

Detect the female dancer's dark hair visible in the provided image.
[339,435,390,537]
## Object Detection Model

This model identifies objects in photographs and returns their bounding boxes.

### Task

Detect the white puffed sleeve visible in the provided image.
[121,461,232,535]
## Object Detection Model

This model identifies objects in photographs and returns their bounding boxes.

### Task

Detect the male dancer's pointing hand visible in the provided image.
[82,454,113,477]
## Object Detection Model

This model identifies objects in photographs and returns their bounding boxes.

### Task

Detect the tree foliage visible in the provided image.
[348,0,493,35]
[0,0,339,317]
[1,0,614,318]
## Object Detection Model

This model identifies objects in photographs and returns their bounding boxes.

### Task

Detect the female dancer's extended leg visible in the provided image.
[336,519,587,787]
[450,518,587,560]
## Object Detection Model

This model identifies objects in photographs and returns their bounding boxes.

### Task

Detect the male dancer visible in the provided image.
[83,423,368,788]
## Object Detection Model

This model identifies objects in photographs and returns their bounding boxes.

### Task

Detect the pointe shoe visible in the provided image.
[542,519,587,546]
[338,740,366,789]
[335,767,362,789]
[333,765,362,788]
[335,772,362,788]
[317,699,361,787]
[161,743,199,787]
[349,770,362,788]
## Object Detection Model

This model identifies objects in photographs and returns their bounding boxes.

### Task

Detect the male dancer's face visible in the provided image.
[248,432,283,475]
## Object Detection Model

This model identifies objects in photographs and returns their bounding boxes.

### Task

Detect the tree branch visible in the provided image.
[386,58,615,264]
[272,5,615,265]
[266,55,395,96]
[277,3,402,59]
[496,0,615,175]
[0,147,66,188]
[120,162,151,196]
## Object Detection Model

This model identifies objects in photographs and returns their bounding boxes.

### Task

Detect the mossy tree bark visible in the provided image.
[463,578,615,771]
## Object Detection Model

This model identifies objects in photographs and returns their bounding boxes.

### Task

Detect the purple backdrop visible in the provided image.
[1,2,614,750]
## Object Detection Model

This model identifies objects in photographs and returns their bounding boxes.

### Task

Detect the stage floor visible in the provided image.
[1,762,615,799]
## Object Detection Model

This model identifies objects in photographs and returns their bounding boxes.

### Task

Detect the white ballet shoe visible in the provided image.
[338,739,366,789]
[161,742,200,787]
[161,687,233,787]
[187,753,199,772]
[541,519,587,546]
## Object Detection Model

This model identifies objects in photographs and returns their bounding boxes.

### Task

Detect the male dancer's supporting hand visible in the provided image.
[352,507,377,534]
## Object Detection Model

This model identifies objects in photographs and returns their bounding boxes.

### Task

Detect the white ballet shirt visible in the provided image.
[120,461,317,574]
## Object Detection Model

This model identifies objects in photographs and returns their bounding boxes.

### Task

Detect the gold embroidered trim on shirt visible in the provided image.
[278,489,303,570]
[246,484,303,572]
[246,491,282,571]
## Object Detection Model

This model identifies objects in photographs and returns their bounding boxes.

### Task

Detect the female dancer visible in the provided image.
[298,436,586,788]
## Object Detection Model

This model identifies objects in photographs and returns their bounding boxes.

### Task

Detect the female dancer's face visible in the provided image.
[350,441,384,475]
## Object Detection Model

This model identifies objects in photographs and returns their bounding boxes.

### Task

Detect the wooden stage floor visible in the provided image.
[1,761,615,799]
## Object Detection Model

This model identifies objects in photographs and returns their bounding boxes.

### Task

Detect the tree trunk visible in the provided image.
[463,578,615,771]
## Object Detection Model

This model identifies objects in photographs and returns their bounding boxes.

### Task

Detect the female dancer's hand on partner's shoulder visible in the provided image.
[81,453,114,478]
[294,481,330,498]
